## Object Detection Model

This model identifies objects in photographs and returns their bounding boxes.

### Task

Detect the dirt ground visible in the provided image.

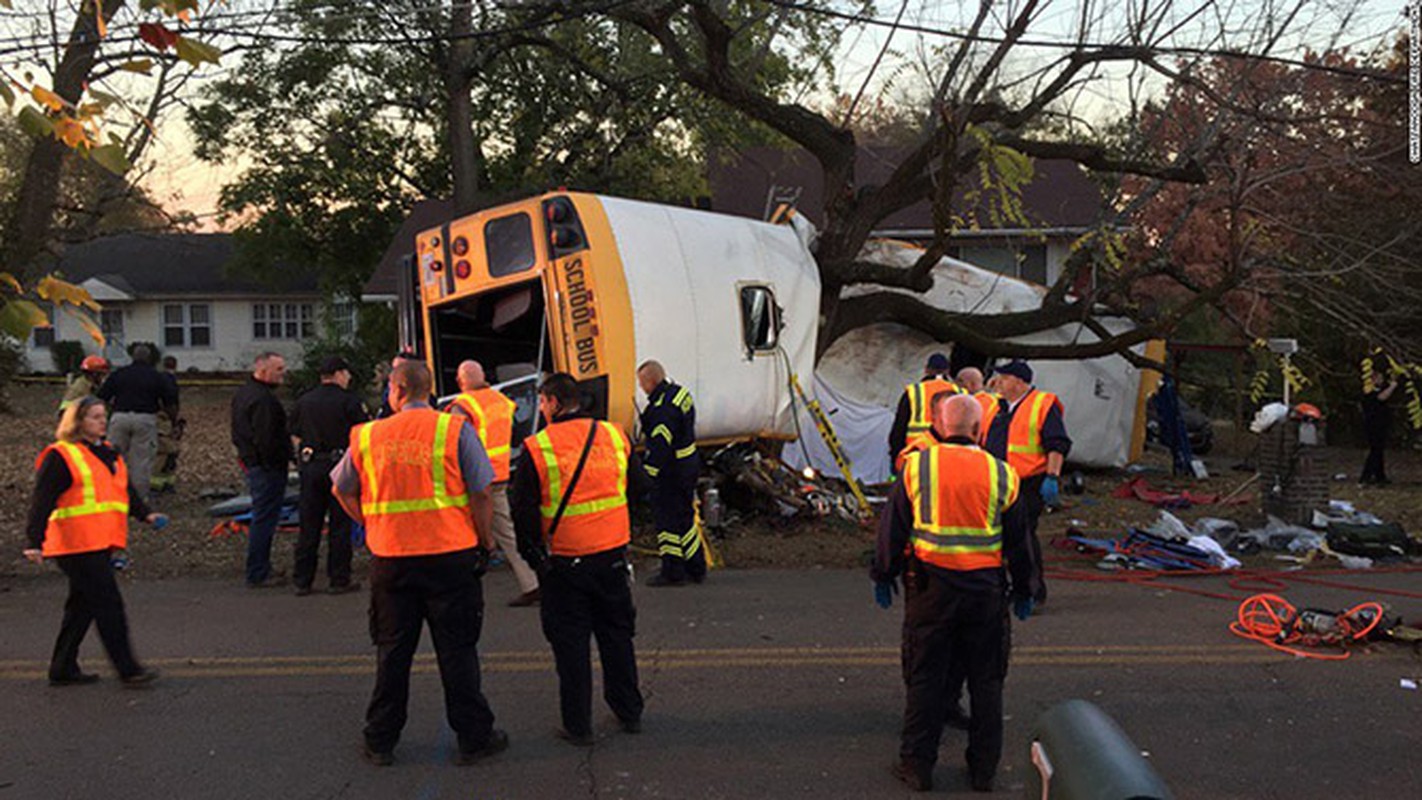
[2,382,1418,581]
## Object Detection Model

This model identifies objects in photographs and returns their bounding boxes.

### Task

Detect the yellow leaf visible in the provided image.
[0,272,21,294]
[0,299,50,339]
[37,275,101,312]
[95,3,108,38]
[52,116,90,148]
[30,85,66,112]
[68,309,107,347]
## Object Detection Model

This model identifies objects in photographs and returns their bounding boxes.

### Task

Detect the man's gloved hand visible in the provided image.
[873,580,897,609]
[1040,476,1060,507]
[147,513,169,531]
[1013,596,1035,621]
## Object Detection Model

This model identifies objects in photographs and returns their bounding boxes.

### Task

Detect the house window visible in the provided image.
[957,244,1048,285]
[739,285,780,354]
[327,298,358,342]
[30,301,55,348]
[253,302,315,340]
[163,303,212,348]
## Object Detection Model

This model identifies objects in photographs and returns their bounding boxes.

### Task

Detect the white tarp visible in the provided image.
[603,197,821,441]
[782,374,895,485]
[791,241,1149,483]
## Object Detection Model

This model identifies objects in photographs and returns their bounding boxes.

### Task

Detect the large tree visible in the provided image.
[189,0,796,296]
[589,0,1396,366]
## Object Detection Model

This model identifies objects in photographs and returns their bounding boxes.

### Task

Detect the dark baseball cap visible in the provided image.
[995,360,1033,383]
[319,356,351,376]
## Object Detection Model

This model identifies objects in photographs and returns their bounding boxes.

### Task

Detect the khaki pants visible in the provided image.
[108,412,157,504]
[490,484,539,594]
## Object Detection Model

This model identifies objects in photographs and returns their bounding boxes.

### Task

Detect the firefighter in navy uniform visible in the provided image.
[290,356,368,595]
[889,352,964,463]
[872,393,1035,793]
[330,360,507,767]
[636,360,705,587]
[512,373,644,746]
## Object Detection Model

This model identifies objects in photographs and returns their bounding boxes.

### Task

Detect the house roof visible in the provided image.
[53,233,320,297]
[708,146,1110,232]
[365,198,455,298]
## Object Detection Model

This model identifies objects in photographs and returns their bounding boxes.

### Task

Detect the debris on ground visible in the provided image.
[1111,477,1253,509]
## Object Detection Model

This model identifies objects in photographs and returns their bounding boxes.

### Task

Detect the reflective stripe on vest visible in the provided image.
[40,441,129,556]
[453,388,516,482]
[906,378,962,433]
[1005,390,1057,477]
[525,419,631,556]
[351,410,479,557]
[902,444,1017,571]
[894,431,936,475]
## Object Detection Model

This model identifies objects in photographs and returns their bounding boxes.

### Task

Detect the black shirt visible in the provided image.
[26,441,153,549]
[97,362,178,415]
[870,434,1036,599]
[231,377,292,470]
[289,383,368,453]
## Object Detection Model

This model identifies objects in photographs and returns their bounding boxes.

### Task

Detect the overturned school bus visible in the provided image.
[401,192,821,446]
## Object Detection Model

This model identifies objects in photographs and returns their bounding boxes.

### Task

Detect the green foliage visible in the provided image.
[49,340,84,375]
[188,1,799,294]
[288,302,397,405]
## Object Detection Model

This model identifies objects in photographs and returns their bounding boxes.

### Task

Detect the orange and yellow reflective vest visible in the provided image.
[902,443,1019,572]
[349,409,480,557]
[1004,390,1061,478]
[905,377,964,434]
[36,441,130,557]
[895,431,937,474]
[525,418,631,557]
[449,387,516,482]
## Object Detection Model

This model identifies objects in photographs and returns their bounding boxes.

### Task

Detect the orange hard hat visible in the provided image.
[1293,402,1323,420]
[81,355,110,372]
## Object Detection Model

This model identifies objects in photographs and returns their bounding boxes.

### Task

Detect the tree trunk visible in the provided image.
[1,0,126,279]
[445,1,481,215]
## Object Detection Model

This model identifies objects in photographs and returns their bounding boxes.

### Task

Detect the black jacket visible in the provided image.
[27,441,152,549]
[639,380,697,477]
[97,362,178,415]
[231,377,292,470]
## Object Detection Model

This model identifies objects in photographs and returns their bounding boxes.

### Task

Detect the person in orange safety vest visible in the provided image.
[23,396,166,688]
[889,352,965,461]
[871,393,1035,793]
[511,372,645,747]
[331,360,507,767]
[447,359,540,607]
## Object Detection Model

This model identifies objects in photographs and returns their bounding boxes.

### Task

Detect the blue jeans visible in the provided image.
[245,466,288,584]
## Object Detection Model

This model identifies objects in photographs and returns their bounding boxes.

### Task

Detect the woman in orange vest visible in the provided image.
[23,396,166,687]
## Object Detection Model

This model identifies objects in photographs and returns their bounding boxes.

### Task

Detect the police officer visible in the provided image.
[872,393,1035,793]
[290,356,368,595]
[982,360,1070,605]
[637,360,705,587]
[331,361,507,767]
[512,373,644,746]
[889,352,964,462]
[447,360,540,607]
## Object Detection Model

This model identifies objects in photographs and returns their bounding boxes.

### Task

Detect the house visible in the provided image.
[708,147,1113,287]
[24,232,348,373]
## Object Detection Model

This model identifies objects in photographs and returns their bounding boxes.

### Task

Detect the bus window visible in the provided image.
[740,285,780,354]
[486,213,536,277]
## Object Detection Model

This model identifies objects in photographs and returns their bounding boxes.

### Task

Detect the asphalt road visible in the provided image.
[1,565,1419,799]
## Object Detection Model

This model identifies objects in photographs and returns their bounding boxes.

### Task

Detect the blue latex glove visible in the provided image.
[1040,476,1060,507]
[150,514,169,531]
[1013,596,1035,621]
[873,581,896,609]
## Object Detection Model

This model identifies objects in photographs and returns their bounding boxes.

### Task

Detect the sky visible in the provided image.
[60,0,1412,228]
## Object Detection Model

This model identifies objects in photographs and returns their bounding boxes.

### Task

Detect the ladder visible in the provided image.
[763,185,803,225]
[788,373,872,518]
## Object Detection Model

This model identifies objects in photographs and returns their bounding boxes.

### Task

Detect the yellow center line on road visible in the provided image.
[0,643,1288,680]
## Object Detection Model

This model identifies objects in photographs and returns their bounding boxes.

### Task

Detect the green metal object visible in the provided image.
[1025,700,1172,800]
